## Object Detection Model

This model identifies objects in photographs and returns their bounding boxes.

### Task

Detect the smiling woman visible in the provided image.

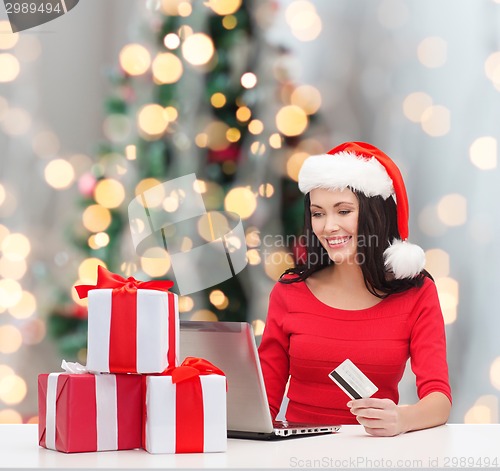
[258,141,452,437]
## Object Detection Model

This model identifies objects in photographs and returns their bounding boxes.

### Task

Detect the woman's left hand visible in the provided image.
[348,398,406,437]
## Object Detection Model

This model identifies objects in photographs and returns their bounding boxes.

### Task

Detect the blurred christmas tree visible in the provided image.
[47,0,326,359]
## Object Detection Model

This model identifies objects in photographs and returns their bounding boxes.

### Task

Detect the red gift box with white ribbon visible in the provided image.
[75,266,179,374]
[38,362,142,453]
[143,357,227,454]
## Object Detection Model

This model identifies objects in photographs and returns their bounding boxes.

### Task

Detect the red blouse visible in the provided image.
[258,276,452,425]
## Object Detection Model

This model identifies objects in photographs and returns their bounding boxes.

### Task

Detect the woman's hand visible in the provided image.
[347,398,406,437]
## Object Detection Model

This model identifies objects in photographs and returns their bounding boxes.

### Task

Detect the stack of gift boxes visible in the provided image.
[38,266,227,454]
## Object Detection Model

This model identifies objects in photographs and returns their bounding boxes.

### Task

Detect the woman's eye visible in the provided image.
[312,212,323,218]
[339,210,352,215]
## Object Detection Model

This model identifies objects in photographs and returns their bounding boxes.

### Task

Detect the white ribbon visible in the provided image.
[45,361,118,451]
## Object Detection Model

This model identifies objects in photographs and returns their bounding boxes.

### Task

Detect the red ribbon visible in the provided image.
[74,266,174,299]
[75,266,176,373]
[163,358,225,453]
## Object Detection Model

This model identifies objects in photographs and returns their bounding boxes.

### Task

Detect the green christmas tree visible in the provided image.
[48,0,324,359]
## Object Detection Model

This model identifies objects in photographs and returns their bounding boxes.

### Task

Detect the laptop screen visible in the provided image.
[179,321,274,433]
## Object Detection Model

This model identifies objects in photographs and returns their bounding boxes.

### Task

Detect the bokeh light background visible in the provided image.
[1,0,500,425]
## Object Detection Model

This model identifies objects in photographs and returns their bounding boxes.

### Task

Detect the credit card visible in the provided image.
[328,359,378,400]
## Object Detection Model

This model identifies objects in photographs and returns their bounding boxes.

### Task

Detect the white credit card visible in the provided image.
[328,359,378,400]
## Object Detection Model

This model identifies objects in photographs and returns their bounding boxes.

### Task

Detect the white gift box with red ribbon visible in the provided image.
[143,358,227,454]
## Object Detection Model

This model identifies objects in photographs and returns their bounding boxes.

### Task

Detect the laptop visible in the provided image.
[179,320,341,440]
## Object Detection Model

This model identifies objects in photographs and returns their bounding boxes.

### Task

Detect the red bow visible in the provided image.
[163,357,225,384]
[75,266,174,299]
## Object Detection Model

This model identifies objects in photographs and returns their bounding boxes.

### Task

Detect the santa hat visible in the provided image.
[298,141,425,279]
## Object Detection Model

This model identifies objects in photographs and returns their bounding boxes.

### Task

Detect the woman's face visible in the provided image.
[309,187,359,265]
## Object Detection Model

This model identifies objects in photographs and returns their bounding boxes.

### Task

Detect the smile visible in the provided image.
[325,236,352,248]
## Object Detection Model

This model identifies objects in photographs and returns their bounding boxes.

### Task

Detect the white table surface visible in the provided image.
[1,424,499,469]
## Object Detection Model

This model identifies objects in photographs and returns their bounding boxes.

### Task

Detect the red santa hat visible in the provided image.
[298,141,425,279]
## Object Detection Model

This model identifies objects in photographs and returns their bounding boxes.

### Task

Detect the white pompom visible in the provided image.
[383,239,426,279]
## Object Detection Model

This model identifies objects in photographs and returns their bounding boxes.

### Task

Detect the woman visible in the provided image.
[258,141,452,437]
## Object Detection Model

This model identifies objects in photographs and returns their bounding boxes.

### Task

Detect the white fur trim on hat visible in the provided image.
[298,151,394,198]
[383,239,426,279]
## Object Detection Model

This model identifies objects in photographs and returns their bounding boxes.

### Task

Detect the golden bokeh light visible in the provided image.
[1,233,30,261]
[258,183,274,198]
[2,107,31,136]
[248,119,264,135]
[287,151,309,181]
[0,183,5,206]
[0,21,19,50]
[88,232,110,250]
[152,52,183,84]
[276,105,308,136]
[417,36,447,68]
[78,258,106,283]
[0,325,22,354]
[204,121,230,151]
[269,133,282,149]
[0,409,22,424]
[191,309,218,321]
[126,144,137,161]
[0,374,27,405]
[437,193,467,226]
[420,105,451,137]
[120,262,137,277]
[250,141,266,156]
[236,106,251,122]
[178,1,192,16]
[470,136,497,170]
[211,92,227,108]
[435,276,459,325]
[0,365,14,381]
[182,33,214,66]
[247,249,261,265]
[94,179,126,209]
[222,15,238,30]
[0,257,27,280]
[224,187,257,219]
[178,296,194,312]
[209,289,226,308]
[137,104,169,137]
[264,250,294,281]
[484,51,500,88]
[402,92,433,123]
[119,44,151,76]
[0,279,22,309]
[205,0,241,15]
[241,72,257,89]
[226,127,241,143]
[195,133,208,148]
[135,178,164,208]
[161,0,184,15]
[82,205,112,232]
[252,319,266,336]
[44,159,75,190]
[141,247,171,277]
[8,290,36,319]
[245,228,261,248]
[464,396,498,424]
[0,53,20,82]
[71,280,88,307]
[164,106,178,122]
[424,249,450,278]
[291,85,321,115]
[285,0,322,41]
[197,212,229,242]
[490,357,500,390]
[164,33,181,49]
[180,237,193,252]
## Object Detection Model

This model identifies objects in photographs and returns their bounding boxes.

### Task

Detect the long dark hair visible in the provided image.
[281,190,431,297]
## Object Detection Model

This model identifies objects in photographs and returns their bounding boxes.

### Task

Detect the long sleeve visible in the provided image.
[258,282,290,420]
[410,279,452,403]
